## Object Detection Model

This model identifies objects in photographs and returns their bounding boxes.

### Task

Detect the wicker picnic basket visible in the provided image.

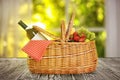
[27,13,98,74]
[28,40,98,74]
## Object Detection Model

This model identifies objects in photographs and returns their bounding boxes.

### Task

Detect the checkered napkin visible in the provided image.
[22,40,52,61]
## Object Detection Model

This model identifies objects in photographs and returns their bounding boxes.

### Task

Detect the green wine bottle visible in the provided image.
[18,20,38,39]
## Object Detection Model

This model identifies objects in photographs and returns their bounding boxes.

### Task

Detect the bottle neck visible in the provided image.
[18,20,38,39]
[18,20,28,30]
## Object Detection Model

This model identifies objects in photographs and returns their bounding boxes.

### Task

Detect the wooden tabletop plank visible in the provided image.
[0,58,119,80]
[73,74,85,80]
[0,59,26,80]
[54,74,63,80]
[17,69,33,80]
[98,58,120,80]
[60,74,74,80]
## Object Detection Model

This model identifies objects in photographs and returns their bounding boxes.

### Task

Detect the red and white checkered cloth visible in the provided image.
[22,40,52,61]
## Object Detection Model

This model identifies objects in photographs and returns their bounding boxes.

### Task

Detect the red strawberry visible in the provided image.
[79,37,85,42]
[72,32,80,42]
[74,36,80,42]
[73,32,79,36]
[79,33,86,42]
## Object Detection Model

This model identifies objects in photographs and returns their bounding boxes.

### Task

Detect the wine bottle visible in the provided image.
[18,20,38,39]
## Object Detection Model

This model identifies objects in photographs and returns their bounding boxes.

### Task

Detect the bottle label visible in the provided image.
[32,33,48,40]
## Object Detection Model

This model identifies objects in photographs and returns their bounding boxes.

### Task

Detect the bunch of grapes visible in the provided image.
[78,27,96,40]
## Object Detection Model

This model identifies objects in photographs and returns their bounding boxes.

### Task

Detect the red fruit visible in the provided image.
[79,36,86,42]
[79,33,86,42]
[73,32,80,42]
[74,36,80,42]
[73,32,79,36]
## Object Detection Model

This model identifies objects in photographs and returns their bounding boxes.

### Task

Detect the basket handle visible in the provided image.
[33,26,60,40]
[65,12,75,41]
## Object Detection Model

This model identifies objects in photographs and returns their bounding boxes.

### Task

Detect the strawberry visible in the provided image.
[73,36,80,42]
[79,37,86,42]
[73,32,79,36]
[72,32,80,42]
[79,33,86,42]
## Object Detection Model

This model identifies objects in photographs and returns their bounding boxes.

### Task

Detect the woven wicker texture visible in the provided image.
[28,40,98,74]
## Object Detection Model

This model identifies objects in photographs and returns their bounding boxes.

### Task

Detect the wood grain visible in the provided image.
[0,58,119,80]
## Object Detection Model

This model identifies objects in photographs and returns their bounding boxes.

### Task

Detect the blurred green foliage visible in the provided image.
[32,0,65,35]
[32,0,105,57]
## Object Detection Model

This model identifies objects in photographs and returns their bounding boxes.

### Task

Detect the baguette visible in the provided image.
[61,20,66,42]
[65,12,75,41]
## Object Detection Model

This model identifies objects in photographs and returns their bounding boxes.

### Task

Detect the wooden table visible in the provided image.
[0,58,119,80]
